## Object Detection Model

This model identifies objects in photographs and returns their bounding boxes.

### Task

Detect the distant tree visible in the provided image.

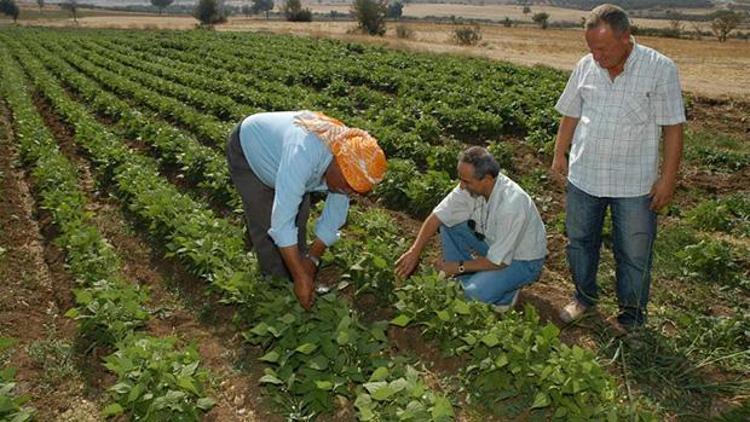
[452,24,482,46]
[665,9,682,37]
[386,1,402,20]
[151,0,174,15]
[241,4,252,17]
[352,0,388,36]
[60,0,78,23]
[503,16,512,27]
[532,12,549,29]
[711,10,744,42]
[283,0,312,22]
[193,0,226,26]
[522,5,531,15]
[252,0,273,19]
[0,0,19,23]
[37,0,44,13]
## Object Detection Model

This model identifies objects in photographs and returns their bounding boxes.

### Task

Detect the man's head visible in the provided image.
[457,146,499,198]
[324,159,355,195]
[584,4,633,72]
[295,111,387,195]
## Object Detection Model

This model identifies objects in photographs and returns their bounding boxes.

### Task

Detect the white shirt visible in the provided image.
[433,174,547,266]
[555,42,686,198]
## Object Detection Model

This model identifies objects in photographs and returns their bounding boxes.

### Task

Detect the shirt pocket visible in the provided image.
[623,91,652,124]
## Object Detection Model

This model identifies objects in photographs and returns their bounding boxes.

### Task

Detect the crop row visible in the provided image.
[5,35,454,420]
[0,45,215,420]
[25,31,455,218]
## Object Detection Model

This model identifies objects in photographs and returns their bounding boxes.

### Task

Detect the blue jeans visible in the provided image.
[566,182,657,326]
[440,222,545,306]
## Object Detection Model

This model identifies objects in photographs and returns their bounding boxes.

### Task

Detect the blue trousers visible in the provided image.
[440,222,545,306]
[566,182,657,326]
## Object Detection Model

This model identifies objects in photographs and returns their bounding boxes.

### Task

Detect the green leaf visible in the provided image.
[249,322,269,336]
[436,310,450,321]
[308,355,329,371]
[372,255,388,269]
[494,353,509,368]
[259,374,283,385]
[110,382,131,395]
[531,391,550,409]
[369,366,389,382]
[295,343,318,355]
[355,394,375,421]
[278,313,296,325]
[197,397,216,410]
[336,329,351,345]
[364,381,395,401]
[127,382,144,403]
[315,380,333,391]
[259,350,280,363]
[102,403,124,417]
[452,300,471,315]
[390,314,412,327]
[431,395,454,419]
[480,333,499,347]
[177,375,200,395]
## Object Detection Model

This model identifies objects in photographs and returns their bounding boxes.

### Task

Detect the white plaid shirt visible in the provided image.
[555,42,686,198]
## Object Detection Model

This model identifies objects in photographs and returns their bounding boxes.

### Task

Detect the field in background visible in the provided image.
[10,8,749,99]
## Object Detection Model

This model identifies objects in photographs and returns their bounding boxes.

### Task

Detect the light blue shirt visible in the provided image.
[239,111,349,248]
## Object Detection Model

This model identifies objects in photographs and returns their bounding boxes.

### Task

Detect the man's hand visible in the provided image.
[437,261,459,277]
[293,274,315,311]
[649,177,676,212]
[550,154,568,185]
[302,255,319,278]
[395,248,421,280]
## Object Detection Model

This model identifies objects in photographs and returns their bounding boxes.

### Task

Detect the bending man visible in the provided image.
[226,111,387,310]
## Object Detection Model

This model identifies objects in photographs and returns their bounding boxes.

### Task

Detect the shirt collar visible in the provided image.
[622,36,639,73]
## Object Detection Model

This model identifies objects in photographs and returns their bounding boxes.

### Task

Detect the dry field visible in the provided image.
[304,2,720,30]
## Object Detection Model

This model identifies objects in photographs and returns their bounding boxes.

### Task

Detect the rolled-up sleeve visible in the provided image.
[653,60,686,126]
[314,193,349,246]
[268,143,316,248]
[554,60,584,118]
[433,185,473,227]
[486,211,527,266]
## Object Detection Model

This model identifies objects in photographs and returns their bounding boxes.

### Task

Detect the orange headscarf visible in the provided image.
[295,111,387,193]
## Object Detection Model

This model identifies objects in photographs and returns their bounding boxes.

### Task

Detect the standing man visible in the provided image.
[552,4,685,330]
[226,111,387,310]
[396,146,547,311]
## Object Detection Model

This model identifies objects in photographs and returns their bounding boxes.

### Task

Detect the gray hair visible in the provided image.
[458,146,500,180]
[585,4,631,34]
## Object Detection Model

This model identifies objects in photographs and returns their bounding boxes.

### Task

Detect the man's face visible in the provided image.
[325,160,355,195]
[457,162,488,198]
[585,24,631,71]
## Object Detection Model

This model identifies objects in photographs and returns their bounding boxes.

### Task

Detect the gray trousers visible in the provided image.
[226,123,310,280]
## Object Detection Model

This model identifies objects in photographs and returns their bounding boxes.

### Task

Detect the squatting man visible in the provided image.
[396,146,548,312]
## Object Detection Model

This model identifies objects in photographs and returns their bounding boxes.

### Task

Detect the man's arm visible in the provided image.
[395,213,441,279]
[649,123,684,211]
[550,115,580,183]
[279,245,317,310]
[439,256,505,277]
